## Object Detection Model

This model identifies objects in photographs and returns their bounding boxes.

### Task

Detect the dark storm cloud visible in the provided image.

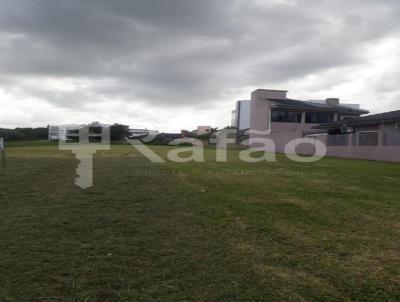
[0,0,399,108]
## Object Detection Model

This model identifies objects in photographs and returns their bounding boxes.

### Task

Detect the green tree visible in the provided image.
[110,123,129,141]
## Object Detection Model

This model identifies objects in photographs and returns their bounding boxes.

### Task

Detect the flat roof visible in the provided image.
[254,89,288,92]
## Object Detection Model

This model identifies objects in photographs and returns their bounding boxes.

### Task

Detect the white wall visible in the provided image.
[239,101,250,130]
[235,100,251,130]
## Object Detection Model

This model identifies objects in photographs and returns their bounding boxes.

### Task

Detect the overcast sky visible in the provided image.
[0,0,399,131]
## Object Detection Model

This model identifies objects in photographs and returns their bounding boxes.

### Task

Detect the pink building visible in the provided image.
[247,89,400,162]
[249,89,367,151]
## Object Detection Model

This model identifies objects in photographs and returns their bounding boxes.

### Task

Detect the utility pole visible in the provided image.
[0,138,5,167]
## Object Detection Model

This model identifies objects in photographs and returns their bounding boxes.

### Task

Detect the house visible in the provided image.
[248,89,368,153]
[196,126,213,136]
[181,126,214,137]
[49,122,110,143]
[306,110,400,162]
[48,124,79,141]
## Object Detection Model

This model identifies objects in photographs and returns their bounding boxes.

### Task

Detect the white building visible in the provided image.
[48,125,62,141]
[231,100,251,130]
[48,122,110,143]
[48,125,80,141]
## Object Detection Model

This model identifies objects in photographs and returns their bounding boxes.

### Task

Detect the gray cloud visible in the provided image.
[0,0,399,122]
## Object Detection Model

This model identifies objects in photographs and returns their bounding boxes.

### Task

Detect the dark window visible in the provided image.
[67,136,79,143]
[383,130,400,146]
[359,132,379,146]
[305,112,334,124]
[271,110,302,123]
[327,134,349,146]
[67,129,79,135]
[89,127,102,134]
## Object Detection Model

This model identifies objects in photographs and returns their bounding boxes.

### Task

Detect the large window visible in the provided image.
[271,110,302,123]
[383,124,400,145]
[89,136,102,143]
[305,112,334,124]
[359,131,379,146]
[66,129,79,135]
[89,127,102,134]
[384,131,400,146]
[327,134,349,146]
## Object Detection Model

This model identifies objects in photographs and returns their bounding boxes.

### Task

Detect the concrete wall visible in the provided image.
[321,123,400,162]
[249,92,271,135]
[249,89,317,153]
[249,89,287,143]
[268,123,400,162]
[269,122,320,153]
[325,144,400,162]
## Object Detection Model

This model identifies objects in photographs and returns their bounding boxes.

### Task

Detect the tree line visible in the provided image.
[0,127,48,140]
[0,124,130,141]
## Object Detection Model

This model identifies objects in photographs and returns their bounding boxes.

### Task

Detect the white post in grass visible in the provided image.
[0,138,5,167]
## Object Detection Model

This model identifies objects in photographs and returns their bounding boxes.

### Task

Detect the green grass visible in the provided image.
[0,142,399,301]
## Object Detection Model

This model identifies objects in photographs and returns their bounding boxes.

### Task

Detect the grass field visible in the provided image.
[0,141,399,301]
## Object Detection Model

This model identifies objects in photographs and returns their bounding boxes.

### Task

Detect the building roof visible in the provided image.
[313,110,400,129]
[266,98,369,115]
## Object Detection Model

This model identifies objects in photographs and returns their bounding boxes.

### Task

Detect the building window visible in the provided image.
[89,127,102,134]
[358,131,379,146]
[66,129,79,135]
[271,110,302,123]
[383,131,400,146]
[305,112,334,124]
[67,136,79,143]
[327,134,349,146]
